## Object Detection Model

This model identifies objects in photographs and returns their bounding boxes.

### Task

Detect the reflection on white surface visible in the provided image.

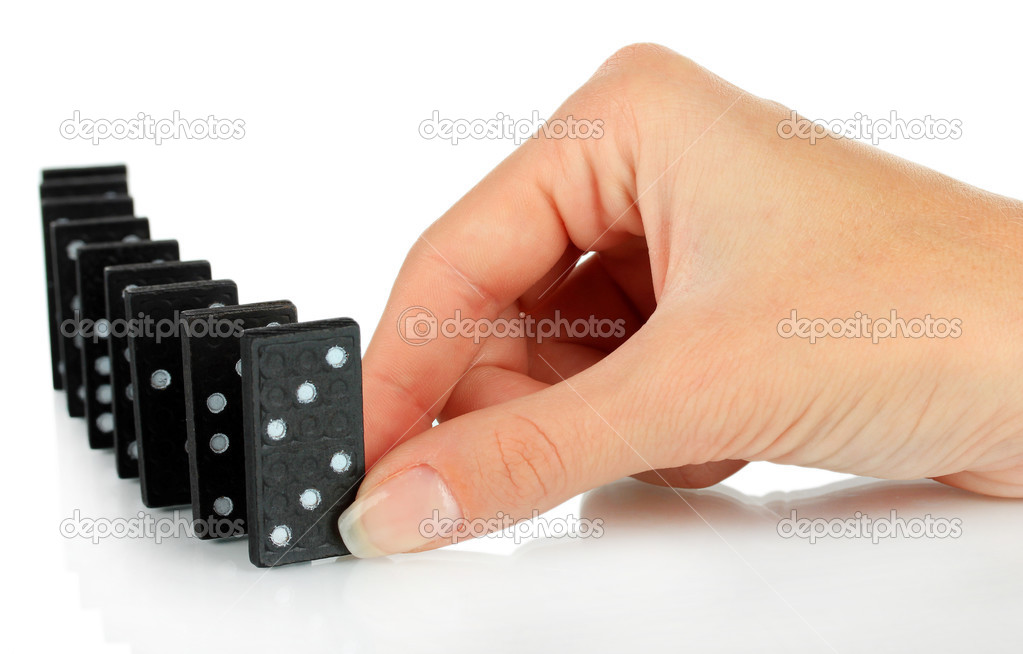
[51,396,1022,654]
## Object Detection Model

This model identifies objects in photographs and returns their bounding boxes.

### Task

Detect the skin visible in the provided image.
[336,44,1023,557]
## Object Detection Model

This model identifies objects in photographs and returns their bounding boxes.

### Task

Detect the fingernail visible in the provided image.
[337,465,462,558]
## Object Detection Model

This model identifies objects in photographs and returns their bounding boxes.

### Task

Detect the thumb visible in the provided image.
[337,320,725,557]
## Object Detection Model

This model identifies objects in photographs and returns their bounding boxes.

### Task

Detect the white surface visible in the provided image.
[1,1,1021,652]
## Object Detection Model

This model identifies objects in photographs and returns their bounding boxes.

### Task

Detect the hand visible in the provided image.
[337,44,1023,557]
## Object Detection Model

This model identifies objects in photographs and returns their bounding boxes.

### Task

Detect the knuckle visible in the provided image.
[478,413,567,507]
[580,43,706,142]
[596,43,682,78]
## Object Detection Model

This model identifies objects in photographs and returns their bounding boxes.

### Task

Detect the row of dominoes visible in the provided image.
[41,164,364,566]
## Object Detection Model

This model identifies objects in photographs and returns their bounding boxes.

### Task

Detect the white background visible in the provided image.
[2,1,1022,652]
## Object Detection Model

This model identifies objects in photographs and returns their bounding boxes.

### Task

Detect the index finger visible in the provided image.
[363,93,643,464]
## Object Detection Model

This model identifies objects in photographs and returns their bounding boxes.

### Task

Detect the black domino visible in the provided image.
[41,194,134,389]
[40,174,129,199]
[72,241,180,432]
[242,318,364,567]
[181,301,298,539]
[49,217,149,393]
[105,261,213,478]
[126,280,239,508]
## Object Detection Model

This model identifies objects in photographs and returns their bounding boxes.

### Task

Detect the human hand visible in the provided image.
[338,44,1023,557]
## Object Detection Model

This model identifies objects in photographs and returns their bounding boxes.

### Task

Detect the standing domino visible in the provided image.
[181,301,298,539]
[126,280,238,507]
[105,261,213,478]
[242,319,365,567]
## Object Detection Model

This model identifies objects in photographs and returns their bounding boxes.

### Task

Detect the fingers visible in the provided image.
[341,344,655,557]
[362,57,654,465]
[362,148,626,463]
